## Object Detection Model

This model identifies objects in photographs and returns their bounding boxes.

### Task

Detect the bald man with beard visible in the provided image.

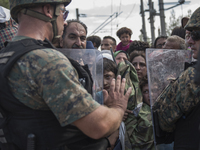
[60,19,87,49]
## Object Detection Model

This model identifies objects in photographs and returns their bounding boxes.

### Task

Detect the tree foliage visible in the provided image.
[166,9,192,36]
[138,32,151,46]
[0,0,10,9]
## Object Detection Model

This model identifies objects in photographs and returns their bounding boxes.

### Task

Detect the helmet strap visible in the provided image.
[51,17,60,44]
[21,5,61,43]
[51,5,60,44]
[21,8,52,22]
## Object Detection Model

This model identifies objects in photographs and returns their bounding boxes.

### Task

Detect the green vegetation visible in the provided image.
[166,9,192,36]
[0,0,10,9]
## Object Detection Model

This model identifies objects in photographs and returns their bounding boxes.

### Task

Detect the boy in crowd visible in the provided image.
[96,53,120,149]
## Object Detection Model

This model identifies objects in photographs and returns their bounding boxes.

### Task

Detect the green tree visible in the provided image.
[139,33,143,41]
[0,0,10,9]
[138,33,151,46]
[166,9,192,36]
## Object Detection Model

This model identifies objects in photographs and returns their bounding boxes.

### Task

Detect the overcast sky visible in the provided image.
[66,0,200,44]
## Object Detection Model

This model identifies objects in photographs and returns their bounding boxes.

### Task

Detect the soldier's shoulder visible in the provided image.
[29,48,67,59]
[179,67,195,83]
[184,67,195,75]
[23,48,70,65]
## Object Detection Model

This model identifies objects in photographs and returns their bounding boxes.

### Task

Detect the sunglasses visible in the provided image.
[186,31,200,41]
[60,8,69,20]
[191,31,200,41]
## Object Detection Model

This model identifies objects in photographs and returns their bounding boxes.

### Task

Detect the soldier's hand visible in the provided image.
[103,75,132,111]
[123,109,133,121]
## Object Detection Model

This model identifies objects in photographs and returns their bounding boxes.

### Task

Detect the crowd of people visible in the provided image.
[0,1,200,150]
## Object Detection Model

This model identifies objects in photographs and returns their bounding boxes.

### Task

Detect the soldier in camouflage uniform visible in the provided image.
[153,7,200,150]
[0,0,132,149]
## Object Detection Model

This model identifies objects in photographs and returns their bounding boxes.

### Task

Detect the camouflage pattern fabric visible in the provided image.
[185,7,200,31]
[7,36,100,126]
[153,67,200,132]
[117,60,154,150]
[125,103,155,150]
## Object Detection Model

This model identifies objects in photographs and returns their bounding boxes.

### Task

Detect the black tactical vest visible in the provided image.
[0,38,108,150]
[172,64,200,150]
[174,100,200,150]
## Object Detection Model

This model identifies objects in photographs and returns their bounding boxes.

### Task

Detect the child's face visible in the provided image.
[142,84,150,106]
[103,71,116,92]
[120,33,131,46]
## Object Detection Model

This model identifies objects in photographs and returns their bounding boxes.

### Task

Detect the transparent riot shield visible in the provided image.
[57,48,104,104]
[95,50,115,104]
[146,48,192,149]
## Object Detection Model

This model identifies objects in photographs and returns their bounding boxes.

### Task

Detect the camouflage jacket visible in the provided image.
[153,67,200,132]
[117,61,155,150]
[7,36,100,126]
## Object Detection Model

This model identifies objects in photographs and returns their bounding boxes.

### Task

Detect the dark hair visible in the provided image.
[129,50,146,63]
[62,19,87,39]
[87,35,101,48]
[103,58,117,75]
[103,36,117,46]
[153,35,168,48]
[181,17,189,28]
[127,40,149,55]
[116,27,132,39]
[171,26,186,39]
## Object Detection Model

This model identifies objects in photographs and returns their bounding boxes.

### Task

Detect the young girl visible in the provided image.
[116,27,133,52]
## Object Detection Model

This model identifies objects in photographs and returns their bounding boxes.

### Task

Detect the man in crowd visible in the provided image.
[153,7,200,150]
[0,6,18,50]
[87,35,101,50]
[171,26,186,40]
[59,19,87,65]
[163,35,186,50]
[153,35,168,48]
[101,35,116,52]
[0,0,132,149]
[60,19,87,49]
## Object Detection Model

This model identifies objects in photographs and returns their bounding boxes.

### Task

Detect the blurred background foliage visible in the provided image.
[0,0,10,9]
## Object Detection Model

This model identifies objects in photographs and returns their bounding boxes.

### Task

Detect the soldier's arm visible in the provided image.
[8,49,131,139]
[155,67,200,132]
[25,53,131,139]
[73,76,132,139]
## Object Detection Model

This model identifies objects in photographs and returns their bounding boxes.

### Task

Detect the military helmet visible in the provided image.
[9,0,71,22]
[185,7,200,31]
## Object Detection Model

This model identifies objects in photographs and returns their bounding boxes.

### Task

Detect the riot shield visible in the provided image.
[57,48,104,104]
[146,48,192,149]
